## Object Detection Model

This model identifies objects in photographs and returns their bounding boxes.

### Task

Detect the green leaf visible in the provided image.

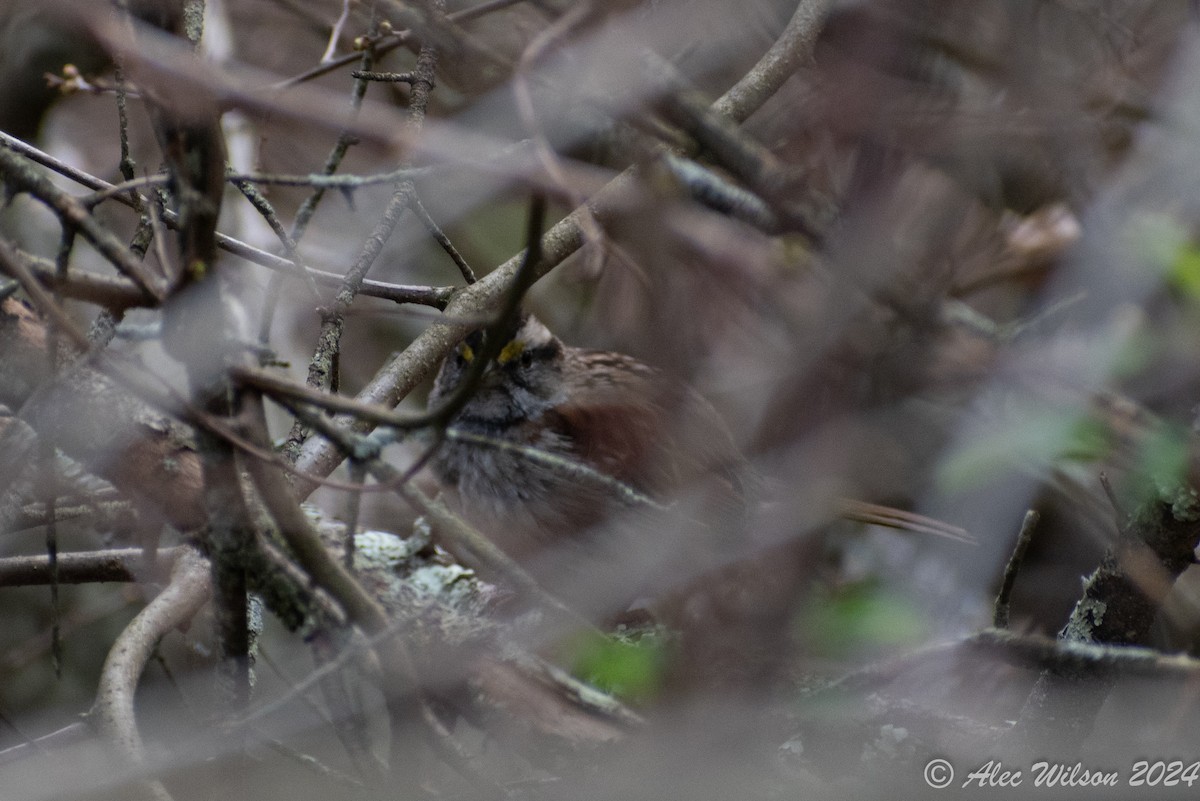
[936,406,1111,493]
[799,581,927,659]
[1127,211,1200,300]
[1169,243,1200,299]
[568,628,670,704]
[1138,423,1190,488]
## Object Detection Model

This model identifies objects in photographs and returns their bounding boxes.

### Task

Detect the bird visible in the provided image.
[427,314,747,611]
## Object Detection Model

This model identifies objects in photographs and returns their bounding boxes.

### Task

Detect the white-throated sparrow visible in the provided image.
[428,315,744,581]
[429,316,819,690]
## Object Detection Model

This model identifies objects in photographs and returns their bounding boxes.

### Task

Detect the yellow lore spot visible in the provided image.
[497,339,525,365]
[459,342,475,363]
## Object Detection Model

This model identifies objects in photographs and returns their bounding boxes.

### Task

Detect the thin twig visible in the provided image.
[320,0,355,63]
[993,510,1040,629]
[228,174,321,301]
[409,194,476,283]
[1098,471,1125,529]
[351,70,417,83]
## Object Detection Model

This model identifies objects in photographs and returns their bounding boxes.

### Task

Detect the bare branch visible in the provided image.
[93,545,210,801]
[713,0,834,122]
[0,547,179,587]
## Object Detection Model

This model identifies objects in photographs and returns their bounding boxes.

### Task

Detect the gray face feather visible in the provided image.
[430,316,566,428]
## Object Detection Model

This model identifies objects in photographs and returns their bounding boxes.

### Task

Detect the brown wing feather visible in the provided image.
[550,348,743,502]
[545,396,668,493]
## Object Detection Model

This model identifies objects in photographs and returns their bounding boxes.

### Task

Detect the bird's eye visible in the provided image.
[519,350,534,367]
